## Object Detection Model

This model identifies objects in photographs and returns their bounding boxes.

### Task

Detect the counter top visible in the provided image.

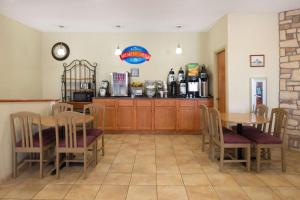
[0,99,59,103]
[93,96,213,100]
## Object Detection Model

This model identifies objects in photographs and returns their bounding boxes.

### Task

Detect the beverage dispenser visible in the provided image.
[186,63,200,98]
[199,65,209,97]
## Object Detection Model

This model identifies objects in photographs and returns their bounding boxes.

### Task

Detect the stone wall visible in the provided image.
[279,8,300,151]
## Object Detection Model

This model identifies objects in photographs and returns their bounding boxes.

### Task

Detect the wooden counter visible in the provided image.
[93,98,213,134]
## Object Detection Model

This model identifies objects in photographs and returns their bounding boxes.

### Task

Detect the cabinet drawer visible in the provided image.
[155,99,176,106]
[136,100,152,107]
[118,100,134,106]
[197,99,213,107]
[178,100,195,107]
[93,99,116,106]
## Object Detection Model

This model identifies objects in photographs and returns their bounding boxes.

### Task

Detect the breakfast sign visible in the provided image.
[120,45,151,64]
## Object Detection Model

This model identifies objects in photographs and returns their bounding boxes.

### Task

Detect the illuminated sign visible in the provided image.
[120,45,151,64]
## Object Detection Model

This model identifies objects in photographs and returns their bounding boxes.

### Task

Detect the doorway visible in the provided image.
[217,50,226,112]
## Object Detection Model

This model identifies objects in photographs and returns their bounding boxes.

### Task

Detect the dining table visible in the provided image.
[220,112,268,159]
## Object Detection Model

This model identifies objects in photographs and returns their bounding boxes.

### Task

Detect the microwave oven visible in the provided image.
[73,92,94,102]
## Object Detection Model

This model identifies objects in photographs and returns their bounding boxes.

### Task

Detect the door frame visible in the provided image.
[215,47,227,112]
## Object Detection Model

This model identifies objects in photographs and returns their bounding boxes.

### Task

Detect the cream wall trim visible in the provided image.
[0,15,42,99]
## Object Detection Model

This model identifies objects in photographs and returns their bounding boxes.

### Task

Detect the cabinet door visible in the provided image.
[136,100,153,130]
[177,100,196,131]
[93,99,116,130]
[154,107,177,130]
[117,100,135,130]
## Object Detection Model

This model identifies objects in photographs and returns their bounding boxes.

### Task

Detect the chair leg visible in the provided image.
[208,136,212,158]
[256,146,261,172]
[56,153,60,179]
[202,133,205,152]
[39,151,43,178]
[12,152,17,178]
[94,143,98,165]
[246,146,251,171]
[66,153,69,167]
[102,135,105,156]
[220,148,224,171]
[281,146,286,172]
[83,151,87,179]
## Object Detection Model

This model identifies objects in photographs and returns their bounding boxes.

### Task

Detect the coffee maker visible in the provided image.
[99,80,110,96]
[186,63,200,98]
[199,65,209,97]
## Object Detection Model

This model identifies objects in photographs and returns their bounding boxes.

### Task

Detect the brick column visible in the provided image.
[279,8,300,151]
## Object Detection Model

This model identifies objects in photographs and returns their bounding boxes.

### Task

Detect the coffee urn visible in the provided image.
[199,65,209,97]
[167,68,177,97]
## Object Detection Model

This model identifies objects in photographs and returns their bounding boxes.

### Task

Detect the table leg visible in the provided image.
[236,123,243,159]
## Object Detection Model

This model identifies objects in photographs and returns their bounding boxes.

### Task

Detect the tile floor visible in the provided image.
[1,134,300,200]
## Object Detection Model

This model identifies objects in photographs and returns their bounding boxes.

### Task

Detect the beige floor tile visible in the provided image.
[103,173,131,185]
[157,174,183,186]
[109,163,134,173]
[0,184,18,198]
[178,163,203,174]
[214,186,250,200]
[133,163,156,174]
[232,174,266,187]
[157,186,188,200]
[272,187,300,200]
[94,163,112,173]
[185,186,219,200]
[95,185,128,200]
[33,184,72,199]
[4,184,45,199]
[282,174,300,187]
[207,174,239,187]
[50,173,80,185]
[242,186,280,200]
[156,163,180,174]
[75,173,106,184]
[64,184,100,200]
[182,174,211,186]
[130,174,156,186]
[135,155,156,164]
[256,174,293,187]
[126,186,157,200]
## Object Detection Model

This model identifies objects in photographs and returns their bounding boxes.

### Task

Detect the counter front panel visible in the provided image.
[93,98,213,134]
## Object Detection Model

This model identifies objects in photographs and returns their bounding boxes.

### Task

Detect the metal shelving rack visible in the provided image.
[61,59,97,102]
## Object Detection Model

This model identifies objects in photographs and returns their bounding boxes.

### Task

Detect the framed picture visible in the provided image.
[250,77,267,112]
[250,55,265,67]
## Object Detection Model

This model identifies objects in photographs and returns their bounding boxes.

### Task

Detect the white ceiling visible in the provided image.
[0,0,300,32]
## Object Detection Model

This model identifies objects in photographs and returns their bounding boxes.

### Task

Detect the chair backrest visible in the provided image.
[83,104,105,129]
[199,104,209,134]
[208,108,224,144]
[255,104,268,131]
[54,111,87,149]
[52,103,73,116]
[267,108,288,141]
[10,112,42,149]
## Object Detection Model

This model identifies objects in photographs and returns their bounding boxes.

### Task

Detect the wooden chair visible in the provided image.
[83,104,105,156]
[232,104,268,133]
[54,111,98,178]
[10,112,55,178]
[242,108,288,172]
[199,104,210,152]
[208,108,251,171]
[52,103,73,115]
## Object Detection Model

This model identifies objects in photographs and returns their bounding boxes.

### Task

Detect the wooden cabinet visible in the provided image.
[93,99,116,130]
[136,100,152,130]
[154,100,177,130]
[177,100,196,131]
[93,98,213,133]
[117,100,135,130]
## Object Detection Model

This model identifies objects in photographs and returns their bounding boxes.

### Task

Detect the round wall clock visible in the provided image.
[51,42,70,61]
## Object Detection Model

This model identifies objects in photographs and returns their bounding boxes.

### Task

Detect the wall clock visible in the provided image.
[51,42,70,61]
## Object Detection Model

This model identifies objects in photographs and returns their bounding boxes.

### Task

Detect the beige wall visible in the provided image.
[40,32,208,98]
[207,15,228,108]
[0,101,55,181]
[0,15,42,98]
[227,13,279,113]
